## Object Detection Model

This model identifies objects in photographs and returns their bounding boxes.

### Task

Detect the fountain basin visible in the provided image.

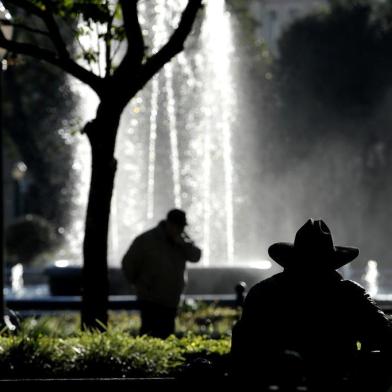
[44,264,277,296]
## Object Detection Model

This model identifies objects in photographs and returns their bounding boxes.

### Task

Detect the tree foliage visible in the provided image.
[275,0,392,137]
[3,14,77,230]
[5,214,60,265]
[266,0,392,267]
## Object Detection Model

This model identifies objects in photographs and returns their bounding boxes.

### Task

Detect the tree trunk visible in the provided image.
[81,105,120,330]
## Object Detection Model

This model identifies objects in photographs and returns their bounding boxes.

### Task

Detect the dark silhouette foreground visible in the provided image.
[122,209,201,338]
[231,219,392,391]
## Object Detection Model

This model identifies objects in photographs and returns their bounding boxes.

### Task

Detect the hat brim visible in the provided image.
[268,242,359,270]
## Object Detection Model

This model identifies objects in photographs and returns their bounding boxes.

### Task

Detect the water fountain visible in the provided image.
[110,0,238,266]
[45,0,276,297]
[8,1,392,305]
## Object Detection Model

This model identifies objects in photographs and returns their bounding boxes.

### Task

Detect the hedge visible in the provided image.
[0,309,234,379]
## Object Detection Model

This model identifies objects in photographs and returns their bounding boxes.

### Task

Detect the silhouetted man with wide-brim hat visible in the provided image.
[231,219,392,391]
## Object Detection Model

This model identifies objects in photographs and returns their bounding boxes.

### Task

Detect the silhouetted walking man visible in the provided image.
[231,219,392,391]
[122,209,201,338]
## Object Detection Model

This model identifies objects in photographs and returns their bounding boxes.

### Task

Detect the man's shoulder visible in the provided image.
[339,278,367,293]
[340,279,364,287]
[134,225,161,242]
[247,272,285,296]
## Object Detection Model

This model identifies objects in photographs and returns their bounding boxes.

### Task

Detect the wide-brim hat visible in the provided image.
[268,219,359,270]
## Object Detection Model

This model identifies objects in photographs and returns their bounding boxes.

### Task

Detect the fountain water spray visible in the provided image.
[68,0,237,266]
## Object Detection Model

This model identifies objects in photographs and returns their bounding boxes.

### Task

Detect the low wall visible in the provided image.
[0,377,303,391]
[44,264,276,296]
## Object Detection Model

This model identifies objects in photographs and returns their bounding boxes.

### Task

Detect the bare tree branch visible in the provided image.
[141,0,202,83]
[4,0,43,18]
[0,30,104,94]
[105,12,113,77]
[41,0,69,58]
[5,0,69,57]
[119,0,144,63]
[0,19,49,36]
[95,22,102,77]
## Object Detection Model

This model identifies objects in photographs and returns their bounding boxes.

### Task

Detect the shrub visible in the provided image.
[0,331,230,379]
[0,309,234,379]
[5,214,61,266]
